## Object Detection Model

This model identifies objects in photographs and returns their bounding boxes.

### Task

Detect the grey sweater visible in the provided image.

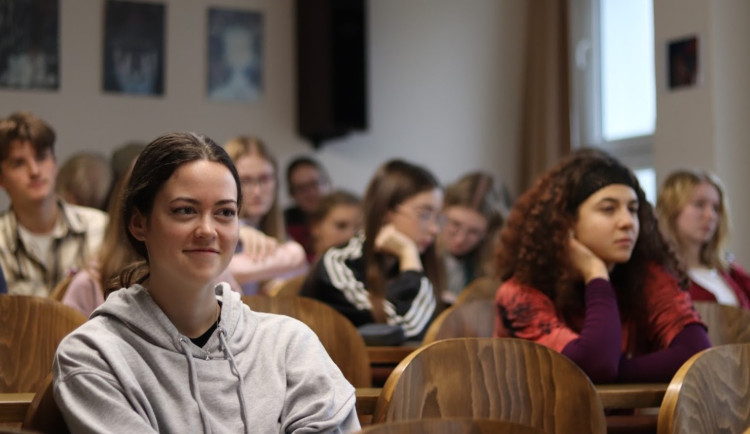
[53,282,359,433]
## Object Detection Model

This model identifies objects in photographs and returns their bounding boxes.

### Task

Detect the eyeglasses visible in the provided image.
[397,206,445,228]
[443,217,487,240]
[290,178,326,194]
[240,173,275,189]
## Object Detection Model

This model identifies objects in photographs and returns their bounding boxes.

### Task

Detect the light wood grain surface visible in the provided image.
[658,344,750,434]
[0,295,86,393]
[374,337,607,434]
[356,418,546,434]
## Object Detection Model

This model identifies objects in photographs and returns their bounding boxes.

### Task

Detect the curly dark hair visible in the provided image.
[496,149,687,325]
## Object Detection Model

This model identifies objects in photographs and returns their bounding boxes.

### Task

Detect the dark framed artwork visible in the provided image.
[207,7,263,103]
[0,0,60,90]
[667,35,698,90]
[103,0,165,96]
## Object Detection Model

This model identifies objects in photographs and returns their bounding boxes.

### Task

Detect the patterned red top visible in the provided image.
[494,264,703,356]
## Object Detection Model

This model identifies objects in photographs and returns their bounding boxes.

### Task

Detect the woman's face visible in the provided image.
[130,160,239,288]
[388,188,444,253]
[574,184,639,269]
[441,205,488,256]
[312,203,362,256]
[234,154,276,223]
[675,181,721,248]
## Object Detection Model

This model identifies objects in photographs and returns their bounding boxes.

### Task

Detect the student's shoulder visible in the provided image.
[65,203,108,223]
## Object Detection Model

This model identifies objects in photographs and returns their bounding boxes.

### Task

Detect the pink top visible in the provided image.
[228,240,308,295]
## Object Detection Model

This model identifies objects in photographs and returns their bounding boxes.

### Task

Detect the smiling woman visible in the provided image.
[52,132,359,433]
[493,148,710,384]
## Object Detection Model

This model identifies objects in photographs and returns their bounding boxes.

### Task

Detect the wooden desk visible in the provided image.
[366,346,418,365]
[0,393,33,424]
[355,383,668,418]
[596,383,667,409]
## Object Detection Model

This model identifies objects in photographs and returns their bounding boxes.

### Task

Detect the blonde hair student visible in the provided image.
[657,169,750,308]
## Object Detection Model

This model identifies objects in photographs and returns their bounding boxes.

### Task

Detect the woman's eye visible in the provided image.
[217,208,237,218]
[173,207,195,215]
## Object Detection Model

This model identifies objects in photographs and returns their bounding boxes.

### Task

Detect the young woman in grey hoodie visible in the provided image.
[53,132,359,433]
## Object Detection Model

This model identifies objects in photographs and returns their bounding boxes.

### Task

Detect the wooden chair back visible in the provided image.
[49,275,74,302]
[453,277,499,306]
[373,337,606,434]
[0,295,86,393]
[693,301,750,345]
[22,374,69,434]
[658,343,750,434]
[422,299,494,345]
[356,417,546,434]
[266,274,307,297]
[242,295,371,387]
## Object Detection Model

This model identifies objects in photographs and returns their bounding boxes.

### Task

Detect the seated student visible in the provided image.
[103,141,146,209]
[656,169,750,308]
[53,132,359,433]
[284,156,332,262]
[223,136,307,294]
[61,168,241,318]
[309,190,362,262]
[0,111,108,297]
[439,171,508,304]
[55,151,112,211]
[302,159,443,341]
[494,149,710,383]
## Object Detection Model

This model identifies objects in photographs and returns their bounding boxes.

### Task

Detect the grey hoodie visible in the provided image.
[53,282,360,433]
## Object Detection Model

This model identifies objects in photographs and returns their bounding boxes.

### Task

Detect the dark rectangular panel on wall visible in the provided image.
[296,0,368,148]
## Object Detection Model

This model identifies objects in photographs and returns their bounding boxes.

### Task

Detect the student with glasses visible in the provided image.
[223,136,306,295]
[284,156,332,263]
[439,172,509,304]
[302,159,444,342]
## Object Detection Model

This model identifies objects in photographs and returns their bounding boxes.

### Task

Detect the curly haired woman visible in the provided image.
[494,149,710,383]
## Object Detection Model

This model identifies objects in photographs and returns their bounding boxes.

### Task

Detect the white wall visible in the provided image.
[0,0,526,209]
[654,0,750,265]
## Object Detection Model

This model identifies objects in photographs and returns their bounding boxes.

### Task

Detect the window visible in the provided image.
[569,0,656,203]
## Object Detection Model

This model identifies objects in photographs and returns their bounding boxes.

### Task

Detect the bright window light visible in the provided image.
[600,0,655,141]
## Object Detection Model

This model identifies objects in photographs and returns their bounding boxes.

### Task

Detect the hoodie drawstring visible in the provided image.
[178,337,213,434]
[218,325,251,434]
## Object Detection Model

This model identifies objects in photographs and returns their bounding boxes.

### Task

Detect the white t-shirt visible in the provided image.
[689,267,739,306]
[17,224,54,272]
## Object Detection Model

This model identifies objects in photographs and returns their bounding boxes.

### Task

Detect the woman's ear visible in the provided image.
[129,209,147,241]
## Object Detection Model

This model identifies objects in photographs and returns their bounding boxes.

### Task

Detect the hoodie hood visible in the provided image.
[93,282,246,358]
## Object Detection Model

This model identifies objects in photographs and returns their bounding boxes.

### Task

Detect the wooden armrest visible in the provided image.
[0,393,34,424]
[596,383,667,409]
[355,388,380,416]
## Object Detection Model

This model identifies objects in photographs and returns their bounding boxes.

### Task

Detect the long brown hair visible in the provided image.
[101,166,142,296]
[443,171,509,278]
[362,160,444,322]
[223,135,285,241]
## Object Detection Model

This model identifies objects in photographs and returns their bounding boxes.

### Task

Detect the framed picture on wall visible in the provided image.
[207,7,264,103]
[102,0,166,96]
[0,0,59,91]
[667,35,699,90]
